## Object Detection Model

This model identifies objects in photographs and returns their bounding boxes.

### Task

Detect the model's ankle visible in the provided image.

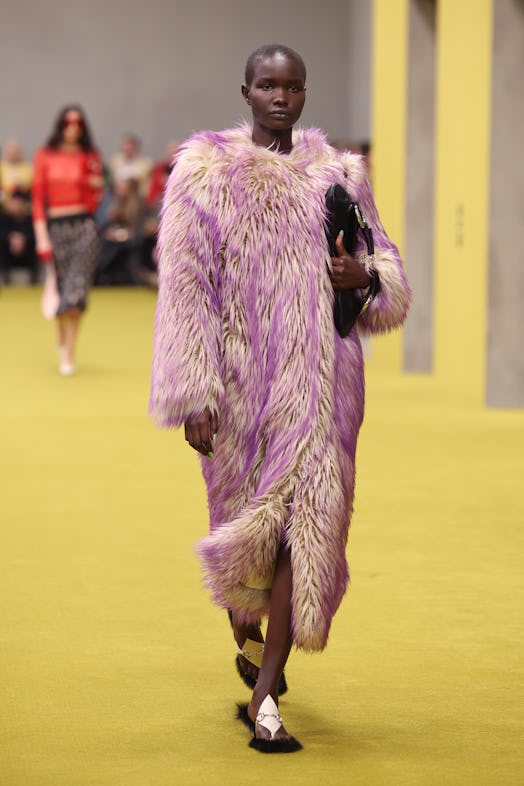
[252,684,278,709]
[230,611,264,647]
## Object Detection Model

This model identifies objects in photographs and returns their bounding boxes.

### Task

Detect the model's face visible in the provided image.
[242,54,306,133]
[61,110,84,144]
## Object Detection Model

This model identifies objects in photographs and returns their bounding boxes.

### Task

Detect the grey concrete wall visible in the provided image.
[0,0,371,162]
[403,0,436,373]
[487,0,524,406]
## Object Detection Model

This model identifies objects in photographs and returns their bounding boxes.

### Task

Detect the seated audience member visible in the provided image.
[94,162,114,228]
[0,189,38,284]
[95,177,145,286]
[355,140,371,174]
[109,134,152,198]
[138,209,159,288]
[147,140,179,205]
[0,140,33,203]
[138,140,180,288]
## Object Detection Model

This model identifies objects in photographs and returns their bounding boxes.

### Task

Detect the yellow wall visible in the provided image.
[369,0,409,373]
[433,0,493,405]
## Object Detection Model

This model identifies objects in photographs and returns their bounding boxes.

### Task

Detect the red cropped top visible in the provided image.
[32,147,104,222]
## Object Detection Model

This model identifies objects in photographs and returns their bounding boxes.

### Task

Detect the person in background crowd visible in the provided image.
[95,176,145,286]
[134,140,180,289]
[0,140,33,204]
[354,140,371,178]
[147,140,179,206]
[138,204,160,289]
[0,189,38,284]
[109,134,152,199]
[32,105,103,376]
[150,43,411,752]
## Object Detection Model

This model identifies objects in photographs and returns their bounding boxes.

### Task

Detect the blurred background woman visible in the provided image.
[32,105,103,375]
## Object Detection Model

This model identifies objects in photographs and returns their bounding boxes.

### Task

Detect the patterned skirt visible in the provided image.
[48,214,100,314]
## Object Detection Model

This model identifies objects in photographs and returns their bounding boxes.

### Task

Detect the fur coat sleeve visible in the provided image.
[149,141,224,427]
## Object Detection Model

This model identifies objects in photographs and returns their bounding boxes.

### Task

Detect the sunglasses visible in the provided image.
[62,117,84,128]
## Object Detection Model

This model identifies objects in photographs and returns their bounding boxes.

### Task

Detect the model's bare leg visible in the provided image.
[57,315,66,352]
[59,309,82,369]
[247,545,293,741]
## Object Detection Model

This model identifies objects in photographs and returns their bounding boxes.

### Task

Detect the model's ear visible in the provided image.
[241,84,251,105]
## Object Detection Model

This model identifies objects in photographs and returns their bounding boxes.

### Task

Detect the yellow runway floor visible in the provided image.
[1,287,523,785]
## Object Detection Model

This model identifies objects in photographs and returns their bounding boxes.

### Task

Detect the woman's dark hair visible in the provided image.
[244,44,306,86]
[46,104,96,152]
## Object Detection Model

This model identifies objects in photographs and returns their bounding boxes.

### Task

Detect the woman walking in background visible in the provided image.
[150,44,411,751]
[32,105,103,375]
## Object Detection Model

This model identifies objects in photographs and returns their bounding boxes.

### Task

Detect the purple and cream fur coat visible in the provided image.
[150,124,411,652]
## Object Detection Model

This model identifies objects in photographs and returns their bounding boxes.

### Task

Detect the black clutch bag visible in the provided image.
[325,183,380,337]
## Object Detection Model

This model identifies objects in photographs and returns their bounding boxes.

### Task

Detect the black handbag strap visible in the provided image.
[352,202,374,256]
[350,201,380,315]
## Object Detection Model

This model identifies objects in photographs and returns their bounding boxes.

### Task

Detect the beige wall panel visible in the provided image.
[487,0,524,406]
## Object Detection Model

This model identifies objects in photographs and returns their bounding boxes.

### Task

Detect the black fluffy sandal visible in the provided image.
[236,703,255,733]
[236,697,302,753]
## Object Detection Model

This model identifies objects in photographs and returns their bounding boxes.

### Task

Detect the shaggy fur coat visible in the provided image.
[150,124,411,652]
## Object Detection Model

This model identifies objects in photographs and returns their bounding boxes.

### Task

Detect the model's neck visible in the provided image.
[60,142,81,153]
[251,127,293,154]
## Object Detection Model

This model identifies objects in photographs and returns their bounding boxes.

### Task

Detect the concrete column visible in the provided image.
[404,0,436,373]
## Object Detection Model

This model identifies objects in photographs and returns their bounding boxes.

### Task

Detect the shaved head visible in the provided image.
[244,44,306,86]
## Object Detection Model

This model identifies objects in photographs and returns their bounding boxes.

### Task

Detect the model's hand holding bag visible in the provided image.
[325,183,380,337]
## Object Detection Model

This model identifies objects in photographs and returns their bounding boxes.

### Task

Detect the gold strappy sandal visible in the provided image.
[228,610,288,694]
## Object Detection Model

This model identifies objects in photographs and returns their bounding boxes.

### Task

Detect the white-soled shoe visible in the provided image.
[236,694,302,753]
[59,362,76,376]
